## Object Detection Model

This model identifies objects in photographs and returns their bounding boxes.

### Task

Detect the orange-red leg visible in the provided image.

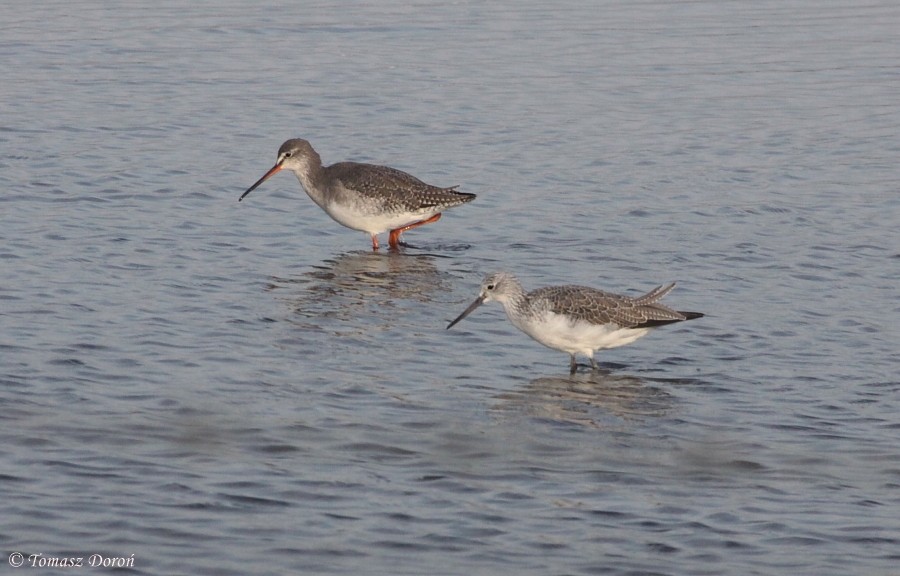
[370,234,380,250]
[388,213,442,248]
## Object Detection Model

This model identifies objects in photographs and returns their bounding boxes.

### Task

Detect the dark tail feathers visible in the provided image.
[638,311,704,329]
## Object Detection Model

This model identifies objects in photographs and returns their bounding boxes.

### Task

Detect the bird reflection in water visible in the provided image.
[265,250,448,330]
[493,369,675,428]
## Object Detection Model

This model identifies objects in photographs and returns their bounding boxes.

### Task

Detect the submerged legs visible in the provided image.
[569,354,600,374]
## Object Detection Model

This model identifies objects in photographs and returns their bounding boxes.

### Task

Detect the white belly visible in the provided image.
[323,200,436,235]
[513,311,651,356]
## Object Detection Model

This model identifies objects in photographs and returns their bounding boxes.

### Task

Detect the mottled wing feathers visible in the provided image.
[326,162,475,210]
[531,283,694,329]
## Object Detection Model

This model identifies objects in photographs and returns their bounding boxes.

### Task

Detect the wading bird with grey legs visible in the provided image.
[447,272,704,374]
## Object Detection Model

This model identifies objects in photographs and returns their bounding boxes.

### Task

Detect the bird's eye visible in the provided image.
[486,283,495,290]
[284,152,293,158]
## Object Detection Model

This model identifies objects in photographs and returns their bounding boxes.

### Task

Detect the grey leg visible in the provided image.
[569,354,578,374]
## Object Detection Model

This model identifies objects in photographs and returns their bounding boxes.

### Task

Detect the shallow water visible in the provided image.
[2,1,899,574]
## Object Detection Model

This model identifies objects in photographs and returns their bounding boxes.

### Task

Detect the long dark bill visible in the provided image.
[238,163,283,202]
[446,296,485,329]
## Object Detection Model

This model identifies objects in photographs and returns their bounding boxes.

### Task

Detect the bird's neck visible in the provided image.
[500,292,530,326]
[291,152,328,207]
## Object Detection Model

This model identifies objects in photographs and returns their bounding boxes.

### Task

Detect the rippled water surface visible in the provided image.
[2,1,899,574]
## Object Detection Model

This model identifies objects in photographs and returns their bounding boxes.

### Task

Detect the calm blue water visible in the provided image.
[2,1,899,574]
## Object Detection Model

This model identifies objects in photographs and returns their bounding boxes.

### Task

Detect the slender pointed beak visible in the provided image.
[447,296,485,329]
[239,162,283,202]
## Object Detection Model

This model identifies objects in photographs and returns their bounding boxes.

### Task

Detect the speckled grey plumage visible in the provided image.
[525,282,696,329]
[321,161,472,213]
